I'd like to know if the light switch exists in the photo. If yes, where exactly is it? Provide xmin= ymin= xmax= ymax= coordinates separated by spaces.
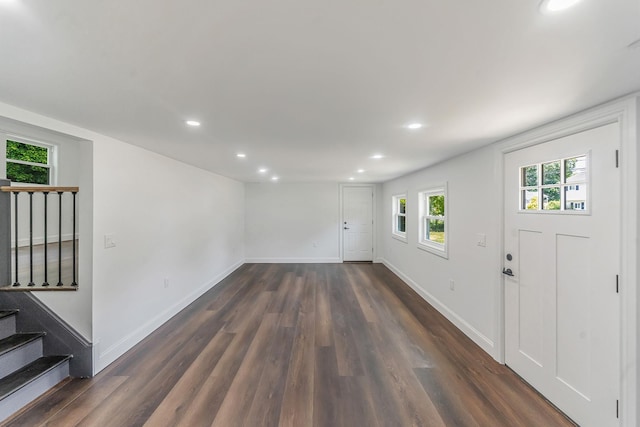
xmin=476 ymin=233 xmax=486 ymax=247
xmin=104 ymin=234 xmax=116 ymax=249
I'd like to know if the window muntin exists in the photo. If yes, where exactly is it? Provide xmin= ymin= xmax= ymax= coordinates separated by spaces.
xmin=418 ymin=185 xmax=447 ymax=258
xmin=6 ymin=139 xmax=52 ymax=185
xmin=392 ymin=194 xmax=407 ymax=242
xmin=519 ymin=155 xmax=587 ymax=213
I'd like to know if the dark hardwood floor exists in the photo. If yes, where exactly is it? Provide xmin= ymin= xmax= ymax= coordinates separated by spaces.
xmin=2 ymin=263 xmax=576 ymax=426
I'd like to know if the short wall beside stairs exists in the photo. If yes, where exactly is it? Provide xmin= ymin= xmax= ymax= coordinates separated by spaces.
xmin=0 ymin=292 xmax=92 ymax=378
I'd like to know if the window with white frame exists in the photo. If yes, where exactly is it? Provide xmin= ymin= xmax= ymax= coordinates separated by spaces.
xmin=418 ymin=185 xmax=448 ymax=258
xmin=520 ymin=154 xmax=588 ymax=213
xmin=392 ymin=194 xmax=407 ymax=241
xmin=5 ymin=138 xmax=53 ymax=185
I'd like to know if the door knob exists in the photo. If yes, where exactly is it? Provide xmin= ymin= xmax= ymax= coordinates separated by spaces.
xmin=502 ymin=268 xmax=514 ymax=277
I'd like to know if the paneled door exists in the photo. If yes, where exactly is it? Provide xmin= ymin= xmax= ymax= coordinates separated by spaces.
xmin=342 ymin=186 xmax=373 ymax=261
xmin=503 ymin=123 xmax=620 ymax=426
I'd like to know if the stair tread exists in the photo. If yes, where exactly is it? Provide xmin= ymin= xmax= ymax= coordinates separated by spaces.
xmin=0 ymin=310 xmax=18 ymax=320
xmin=0 ymin=333 xmax=44 ymax=357
xmin=0 ymin=355 xmax=71 ymax=401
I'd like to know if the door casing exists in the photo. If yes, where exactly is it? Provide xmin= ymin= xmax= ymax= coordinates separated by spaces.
xmin=495 ymin=96 xmax=638 ymax=426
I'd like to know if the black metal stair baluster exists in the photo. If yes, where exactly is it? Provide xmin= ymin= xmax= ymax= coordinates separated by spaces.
xmin=28 ymin=192 xmax=35 ymax=287
xmin=57 ymin=191 xmax=63 ymax=286
xmin=12 ymin=192 xmax=20 ymax=287
xmin=71 ymin=191 xmax=77 ymax=287
xmin=42 ymin=191 xmax=50 ymax=287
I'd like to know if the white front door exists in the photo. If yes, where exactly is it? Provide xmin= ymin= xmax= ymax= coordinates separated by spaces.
xmin=342 ymin=186 xmax=373 ymax=261
xmin=504 ymin=123 xmax=620 ymax=426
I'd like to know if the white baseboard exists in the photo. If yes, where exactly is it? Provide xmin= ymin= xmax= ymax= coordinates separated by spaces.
xmin=380 ymin=258 xmax=495 ymax=356
xmin=94 ymin=260 xmax=244 ymax=374
xmin=245 ymin=257 xmax=342 ymax=264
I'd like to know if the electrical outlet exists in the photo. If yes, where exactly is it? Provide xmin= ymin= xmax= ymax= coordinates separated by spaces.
xmin=449 ymin=279 xmax=455 ymax=290
xmin=476 ymin=233 xmax=487 ymax=247
xmin=104 ymin=234 xmax=116 ymax=249
xmin=164 ymin=278 xmax=169 ymax=289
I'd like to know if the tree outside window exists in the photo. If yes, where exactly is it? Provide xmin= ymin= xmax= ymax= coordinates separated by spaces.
xmin=392 ymin=194 xmax=407 ymax=242
xmin=6 ymin=140 xmax=51 ymax=185
xmin=426 ymin=194 xmax=445 ymax=244
xmin=418 ymin=185 xmax=448 ymax=258
xmin=520 ymin=156 xmax=586 ymax=213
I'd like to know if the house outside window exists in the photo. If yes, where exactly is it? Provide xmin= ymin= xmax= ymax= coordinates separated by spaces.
xmin=5 ymin=138 xmax=53 ymax=185
xmin=392 ymin=194 xmax=407 ymax=242
xmin=418 ymin=184 xmax=448 ymax=258
xmin=520 ymin=155 xmax=587 ymax=213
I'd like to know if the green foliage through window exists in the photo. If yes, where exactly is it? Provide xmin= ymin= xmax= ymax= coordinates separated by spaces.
xmin=420 ymin=188 xmax=447 ymax=254
xmin=393 ymin=196 xmax=407 ymax=236
xmin=523 ymin=165 xmax=538 ymax=187
xmin=429 ymin=195 xmax=444 ymax=216
xmin=542 ymin=161 xmax=561 ymax=185
xmin=520 ymin=155 xmax=587 ymax=212
xmin=427 ymin=219 xmax=445 ymax=243
xmin=7 ymin=140 xmax=48 ymax=164
xmin=6 ymin=140 xmax=50 ymax=185
xmin=397 ymin=216 xmax=406 ymax=233
xmin=564 ymin=158 xmax=578 ymax=180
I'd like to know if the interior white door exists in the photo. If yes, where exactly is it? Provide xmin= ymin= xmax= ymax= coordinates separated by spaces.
xmin=342 ymin=186 xmax=373 ymax=261
xmin=504 ymin=123 xmax=620 ymax=427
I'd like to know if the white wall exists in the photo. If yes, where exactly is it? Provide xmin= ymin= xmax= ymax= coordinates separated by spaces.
xmin=380 ymin=146 xmax=501 ymax=356
xmin=381 ymin=95 xmax=640 ymax=425
xmin=92 ymin=139 xmax=245 ymax=372
xmin=245 ymin=182 xmax=340 ymax=262
xmin=0 ymin=101 xmax=246 ymax=375
xmin=635 ymin=96 xmax=640 ymax=422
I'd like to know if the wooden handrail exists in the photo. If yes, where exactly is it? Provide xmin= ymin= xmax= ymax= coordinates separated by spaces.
xmin=1 ymin=186 xmax=79 ymax=193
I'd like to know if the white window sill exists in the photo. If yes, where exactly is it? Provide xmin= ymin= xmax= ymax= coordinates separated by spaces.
xmin=417 ymin=242 xmax=448 ymax=259
xmin=391 ymin=233 xmax=407 ymax=243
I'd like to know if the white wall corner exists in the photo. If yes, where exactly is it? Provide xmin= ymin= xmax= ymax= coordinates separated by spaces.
xmin=93 ymin=260 xmax=244 ymax=374
xmin=380 ymin=258 xmax=496 ymax=358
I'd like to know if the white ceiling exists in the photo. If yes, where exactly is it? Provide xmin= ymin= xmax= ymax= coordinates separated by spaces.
xmin=1 ymin=0 xmax=639 ymax=183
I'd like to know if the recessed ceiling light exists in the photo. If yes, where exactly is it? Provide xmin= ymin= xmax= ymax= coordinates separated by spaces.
xmin=540 ymin=0 xmax=582 ymax=13
xmin=371 ymin=154 xmax=384 ymax=159
xmin=236 ymin=153 xmax=246 ymax=158
xmin=186 ymin=120 xmax=200 ymax=127
xmin=357 ymin=169 xmax=365 ymax=173
xmin=349 ymin=177 xmax=355 ymax=181
xmin=271 ymin=176 xmax=279 ymax=181
xmin=258 ymin=168 xmax=268 ymax=173
xmin=407 ymin=123 xmax=423 ymax=130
